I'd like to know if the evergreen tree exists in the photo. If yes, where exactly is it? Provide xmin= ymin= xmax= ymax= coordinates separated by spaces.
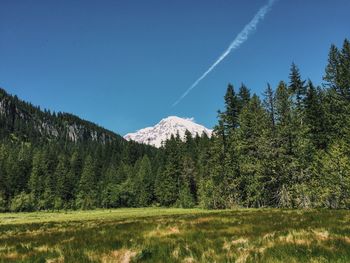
xmin=339 ymin=39 xmax=350 ymax=100
xmin=222 ymin=84 xmax=239 ymax=132
xmin=237 ymin=83 xmax=251 ymax=113
xmin=28 ymin=150 xmax=45 ymax=208
xmin=136 ymin=155 xmax=153 ymax=207
xmin=324 ymin=44 xmax=341 ymax=91
xmin=184 ymin=130 xmax=196 ymax=160
xmin=202 ymin=130 xmax=229 ymax=209
xmin=67 ymin=150 xmax=83 ymax=202
xmin=101 ymin=164 xmax=119 ymax=208
xmin=55 ymin=154 xmax=71 ymax=209
xmin=76 ymin=155 xmax=97 ymax=209
xmin=41 ymin=146 xmax=58 ymax=210
xmin=155 ymin=162 xmax=178 ymax=206
xmin=16 ymin=145 xmax=32 ymax=193
xmin=263 ymin=83 xmax=276 ymax=130
xmin=155 ymin=135 xmax=182 ymax=206
xmin=275 ymin=81 xmax=294 ymax=155
xmin=177 ymin=157 xmax=196 ymax=208
xmin=289 ymin=63 xmax=306 ymax=110
xmin=323 ymin=41 xmax=350 ymax=141
xmin=0 ymin=144 xmax=9 ymax=204
xmin=237 ymin=95 xmax=268 ymax=207
xmin=325 ymin=39 xmax=350 ymax=100
xmin=274 ymin=81 xmax=295 ymax=207
xmin=304 ymin=80 xmax=327 ymax=149
xmin=311 ymin=141 xmax=350 ymax=209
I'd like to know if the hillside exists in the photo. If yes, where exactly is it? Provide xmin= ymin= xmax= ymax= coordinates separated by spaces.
xmin=0 ymin=87 xmax=158 ymax=212
xmin=0 ymin=88 xmax=122 ymax=144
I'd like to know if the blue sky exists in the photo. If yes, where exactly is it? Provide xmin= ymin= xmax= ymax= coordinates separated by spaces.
xmin=1 ymin=0 xmax=349 ymax=135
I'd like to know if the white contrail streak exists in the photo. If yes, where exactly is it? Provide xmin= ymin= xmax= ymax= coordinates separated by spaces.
xmin=172 ymin=0 xmax=277 ymax=107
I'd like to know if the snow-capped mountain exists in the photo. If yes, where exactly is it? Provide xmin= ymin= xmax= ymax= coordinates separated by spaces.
xmin=124 ymin=116 xmax=213 ymax=148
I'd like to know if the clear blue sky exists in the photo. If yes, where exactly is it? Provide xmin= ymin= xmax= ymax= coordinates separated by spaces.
xmin=1 ymin=0 xmax=349 ymax=135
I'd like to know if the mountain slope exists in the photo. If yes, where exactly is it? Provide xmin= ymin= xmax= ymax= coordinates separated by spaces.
xmin=0 ymin=87 xmax=159 ymax=212
xmin=124 ymin=116 xmax=212 ymax=147
xmin=0 ymin=88 xmax=122 ymax=143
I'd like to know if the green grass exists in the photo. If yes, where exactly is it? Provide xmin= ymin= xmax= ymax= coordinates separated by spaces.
xmin=0 ymin=208 xmax=350 ymax=262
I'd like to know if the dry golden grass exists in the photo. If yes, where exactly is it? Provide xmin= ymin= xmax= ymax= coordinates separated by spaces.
xmin=100 ymin=249 xmax=138 ymax=263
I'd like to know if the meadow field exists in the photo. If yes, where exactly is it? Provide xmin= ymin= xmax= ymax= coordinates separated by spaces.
xmin=0 ymin=208 xmax=350 ymax=262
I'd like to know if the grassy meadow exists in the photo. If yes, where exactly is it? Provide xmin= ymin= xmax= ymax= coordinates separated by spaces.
xmin=0 ymin=208 xmax=350 ymax=262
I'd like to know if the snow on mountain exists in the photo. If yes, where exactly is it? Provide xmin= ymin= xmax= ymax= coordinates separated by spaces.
xmin=124 ymin=116 xmax=212 ymax=148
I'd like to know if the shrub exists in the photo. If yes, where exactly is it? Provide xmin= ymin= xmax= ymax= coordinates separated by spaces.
xmin=10 ymin=192 xmax=34 ymax=212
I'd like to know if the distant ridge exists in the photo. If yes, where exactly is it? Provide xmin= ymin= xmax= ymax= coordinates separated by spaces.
xmin=0 ymin=87 xmax=121 ymax=143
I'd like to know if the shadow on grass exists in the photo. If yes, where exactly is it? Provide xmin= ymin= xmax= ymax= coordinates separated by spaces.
xmin=0 ymin=209 xmax=349 ymax=262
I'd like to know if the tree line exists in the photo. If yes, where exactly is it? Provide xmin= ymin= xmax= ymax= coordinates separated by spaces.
xmin=0 ymin=39 xmax=350 ymax=211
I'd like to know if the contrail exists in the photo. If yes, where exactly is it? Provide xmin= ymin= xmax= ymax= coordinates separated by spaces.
xmin=172 ymin=0 xmax=277 ymax=107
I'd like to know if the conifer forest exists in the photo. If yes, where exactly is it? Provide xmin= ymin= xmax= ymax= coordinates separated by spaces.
xmin=1 ymin=39 xmax=350 ymax=212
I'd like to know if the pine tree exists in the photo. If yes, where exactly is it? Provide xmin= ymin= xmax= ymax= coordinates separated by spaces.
xmin=155 ymin=163 xmax=178 ymax=206
xmin=304 ymin=80 xmax=327 ymax=149
xmin=136 ymin=155 xmax=153 ymax=207
xmin=325 ymin=39 xmax=350 ymax=100
xmin=324 ymin=44 xmax=341 ymax=91
xmin=263 ymin=83 xmax=276 ymax=130
xmin=177 ymin=157 xmax=196 ymax=208
xmin=275 ymin=81 xmax=294 ymax=155
xmin=203 ymin=130 xmax=229 ymax=209
xmin=101 ymin=164 xmax=119 ymax=208
xmin=289 ymin=63 xmax=306 ymax=110
xmin=238 ymin=83 xmax=251 ymax=113
xmin=4 ymin=148 xmax=21 ymax=198
xmin=55 ymin=154 xmax=70 ymax=209
xmin=116 ymin=162 xmax=132 ymax=184
xmin=67 ymin=150 xmax=83 ymax=202
xmin=237 ymin=95 xmax=268 ymax=207
xmin=222 ymin=84 xmax=239 ymax=132
xmin=76 ymin=155 xmax=97 ymax=209
xmin=16 ymin=145 xmax=32 ymax=193
xmin=311 ymin=141 xmax=350 ymax=209
xmin=42 ymin=170 xmax=56 ymax=210
xmin=155 ymin=135 xmax=182 ymax=206
xmin=339 ymin=39 xmax=350 ymax=100
xmin=274 ymin=81 xmax=295 ymax=207
xmin=323 ymin=40 xmax=350 ymax=145
xmin=40 ymin=146 xmax=58 ymax=210
xmin=184 ymin=130 xmax=196 ymax=160
xmin=28 ymin=150 xmax=45 ymax=208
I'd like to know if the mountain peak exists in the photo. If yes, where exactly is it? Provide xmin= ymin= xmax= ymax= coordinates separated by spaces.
xmin=124 ymin=116 xmax=212 ymax=148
